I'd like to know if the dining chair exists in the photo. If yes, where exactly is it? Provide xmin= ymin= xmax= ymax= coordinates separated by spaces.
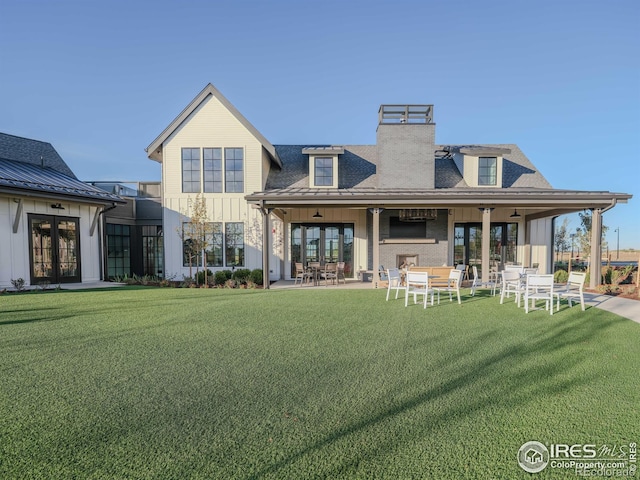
xmin=321 ymin=263 xmax=338 ymax=286
xmin=500 ymin=270 xmax=524 ymax=307
xmin=434 ymin=268 xmax=463 ymax=304
xmin=555 ymin=271 xmax=586 ymax=311
xmin=293 ymin=262 xmax=311 ymax=286
xmin=386 ymin=268 xmax=406 ymax=301
xmin=524 ymin=274 xmax=554 ymax=315
xmin=404 ymin=271 xmax=433 ymax=308
xmin=336 ymin=262 xmax=346 ymax=285
xmin=470 ymin=265 xmax=498 ymax=296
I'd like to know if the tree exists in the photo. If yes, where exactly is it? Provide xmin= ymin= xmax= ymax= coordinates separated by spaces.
xmin=554 ymin=217 xmax=571 ymax=262
xmin=575 ymin=211 xmax=608 ymax=262
xmin=177 ymin=195 xmax=213 ymax=285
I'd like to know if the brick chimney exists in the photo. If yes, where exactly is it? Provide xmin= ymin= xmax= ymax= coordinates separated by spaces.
xmin=376 ymin=105 xmax=435 ymax=189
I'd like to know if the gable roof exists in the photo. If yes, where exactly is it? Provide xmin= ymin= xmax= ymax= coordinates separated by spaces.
xmin=0 ymin=132 xmax=76 ymax=178
xmin=146 ymin=83 xmax=282 ymax=168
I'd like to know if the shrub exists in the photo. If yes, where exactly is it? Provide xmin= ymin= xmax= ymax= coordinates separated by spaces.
xmin=214 ymin=270 xmax=232 ymax=286
xmin=10 ymin=278 xmax=26 ymax=292
xmin=232 ymin=269 xmax=252 ymax=285
xmin=196 ymin=269 xmax=213 ymax=286
xmin=554 ymin=269 xmax=568 ymax=284
xmin=249 ymin=269 xmax=263 ymax=286
xmin=224 ymin=279 xmax=237 ymax=289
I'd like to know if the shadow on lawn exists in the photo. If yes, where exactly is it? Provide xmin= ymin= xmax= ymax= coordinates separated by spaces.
xmin=251 ymin=308 xmax=619 ymax=479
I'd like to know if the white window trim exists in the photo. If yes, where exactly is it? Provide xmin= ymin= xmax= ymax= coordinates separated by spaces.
xmin=309 ymin=155 xmax=339 ymax=188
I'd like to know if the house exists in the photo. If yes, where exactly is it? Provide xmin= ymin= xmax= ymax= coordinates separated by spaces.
xmin=146 ymin=84 xmax=632 ymax=289
xmin=0 ymin=133 xmax=124 ymax=288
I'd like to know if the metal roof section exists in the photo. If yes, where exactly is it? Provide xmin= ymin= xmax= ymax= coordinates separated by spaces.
xmin=146 ymin=83 xmax=282 ymax=168
xmin=0 ymin=132 xmax=77 ymax=178
xmin=0 ymin=158 xmax=124 ymax=204
xmin=245 ymin=186 xmax=631 ymax=209
xmin=302 ymin=146 xmax=345 ymax=155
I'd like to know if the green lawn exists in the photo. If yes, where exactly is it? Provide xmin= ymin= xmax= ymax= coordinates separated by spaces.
xmin=1 ymin=287 xmax=638 ymax=479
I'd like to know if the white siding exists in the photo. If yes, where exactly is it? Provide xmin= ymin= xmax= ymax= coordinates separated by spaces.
xmin=0 ymin=196 xmax=103 ymax=288
xmin=528 ymin=218 xmax=554 ymax=273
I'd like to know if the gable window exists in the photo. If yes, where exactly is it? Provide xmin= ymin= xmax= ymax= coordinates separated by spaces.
xmin=314 ymin=157 xmax=333 ymax=186
xmin=182 ymin=148 xmax=201 ymax=193
xmin=203 ymin=148 xmax=223 ymax=193
xmin=478 ymin=157 xmax=497 ymax=186
xmin=225 ymin=148 xmax=244 ymax=193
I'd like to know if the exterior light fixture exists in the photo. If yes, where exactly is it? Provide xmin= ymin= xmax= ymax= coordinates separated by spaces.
xmin=51 ymin=203 xmax=65 ymax=210
xmin=510 ymin=209 xmax=521 ymax=218
xmin=313 ymin=210 xmax=323 ymax=218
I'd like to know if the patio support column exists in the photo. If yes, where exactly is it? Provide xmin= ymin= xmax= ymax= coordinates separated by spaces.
xmin=372 ymin=208 xmax=381 ymax=288
xmin=261 ymin=207 xmax=273 ymax=289
xmin=589 ymin=208 xmax=602 ymax=289
xmin=482 ymin=208 xmax=492 ymax=284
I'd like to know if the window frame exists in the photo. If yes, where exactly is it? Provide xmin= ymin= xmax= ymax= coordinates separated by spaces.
xmin=224 ymin=148 xmax=244 ymax=193
xmin=225 ymin=222 xmax=245 ymax=267
xmin=181 ymin=148 xmax=201 ymax=193
xmin=203 ymin=148 xmax=223 ymax=193
xmin=478 ymin=156 xmax=498 ymax=186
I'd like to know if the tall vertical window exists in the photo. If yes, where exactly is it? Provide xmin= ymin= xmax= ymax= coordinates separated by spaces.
xmin=106 ymin=224 xmax=131 ymax=279
xmin=478 ymin=157 xmax=497 ymax=186
xmin=203 ymin=148 xmax=222 ymax=193
xmin=205 ymin=222 xmax=224 ymax=267
xmin=225 ymin=222 xmax=244 ymax=267
xmin=182 ymin=148 xmax=201 ymax=193
xmin=314 ymin=157 xmax=333 ymax=186
xmin=225 ymin=148 xmax=244 ymax=193
xmin=141 ymin=225 xmax=163 ymax=277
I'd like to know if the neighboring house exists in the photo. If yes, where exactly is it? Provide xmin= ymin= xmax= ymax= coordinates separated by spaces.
xmin=0 ymin=133 xmax=123 ymax=288
xmin=147 ymin=84 xmax=632 ymax=288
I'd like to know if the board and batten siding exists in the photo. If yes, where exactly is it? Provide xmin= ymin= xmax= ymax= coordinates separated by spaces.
xmin=159 ymin=93 xmax=277 ymax=278
xmin=0 ymin=196 xmax=102 ymax=287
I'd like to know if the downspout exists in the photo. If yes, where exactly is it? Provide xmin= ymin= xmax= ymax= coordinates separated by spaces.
xmin=98 ymin=203 xmax=118 ymax=281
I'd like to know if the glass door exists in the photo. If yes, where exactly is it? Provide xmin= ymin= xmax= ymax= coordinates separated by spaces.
xmin=29 ymin=215 xmax=81 ymax=284
xmin=291 ymin=224 xmax=354 ymax=278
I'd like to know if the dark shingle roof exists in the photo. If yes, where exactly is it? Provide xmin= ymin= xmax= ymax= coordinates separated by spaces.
xmin=266 ymin=143 xmax=551 ymax=191
xmin=0 ymin=132 xmax=76 ymax=178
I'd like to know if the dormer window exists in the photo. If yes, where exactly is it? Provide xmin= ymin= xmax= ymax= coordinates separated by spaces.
xmin=478 ymin=157 xmax=497 ymax=186
xmin=302 ymin=146 xmax=344 ymax=188
xmin=451 ymin=146 xmax=511 ymax=188
xmin=314 ymin=157 xmax=334 ymax=186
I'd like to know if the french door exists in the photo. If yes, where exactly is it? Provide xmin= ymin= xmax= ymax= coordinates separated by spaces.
xmin=291 ymin=223 xmax=354 ymax=278
xmin=454 ymin=223 xmax=518 ymax=275
xmin=29 ymin=214 xmax=81 ymax=284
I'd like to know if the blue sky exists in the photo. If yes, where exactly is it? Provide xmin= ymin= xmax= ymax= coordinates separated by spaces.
xmin=1 ymin=0 xmax=638 ymax=249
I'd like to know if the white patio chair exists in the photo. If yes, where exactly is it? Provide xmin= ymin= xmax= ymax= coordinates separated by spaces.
xmin=293 ymin=262 xmax=311 ymax=286
xmin=500 ymin=270 xmax=524 ymax=307
xmin=385 ymin=268 xmax=406 ymax=301
xmin=555 ymin=271 xmax=586 ymax=311
xmin=524 ymin=267 xmax=539 ymax=276
xmin=404 ymin=271 xmax=434 ymax=308
xmin=455 ymin=264 xmax=468 ymax=281
xmin=470 ymin=265 xmax=498 ymax=296
xmin=504 ymin=264 xmax=525 ymax=275
xmin=434 ymin=268 xmax=463 ymax=304
xmin=524 ymin=274 xmax=554 ymax=315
